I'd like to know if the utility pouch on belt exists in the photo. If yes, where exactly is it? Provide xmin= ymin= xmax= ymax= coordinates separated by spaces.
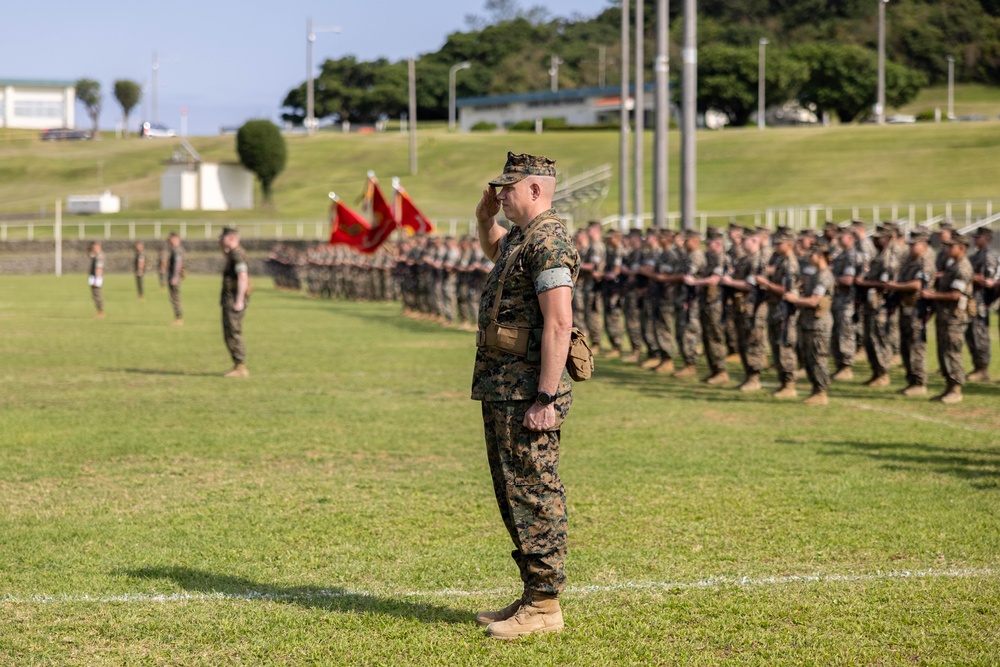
xmin=476 ymin=222 xmax=593 ymax=382
xmin=816 ymin=295 xmax=832 ymax=317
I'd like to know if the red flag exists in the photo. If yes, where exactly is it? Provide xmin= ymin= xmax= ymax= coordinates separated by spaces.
xmin=396 ymin=184 xmax=436 ymax=234
xmin=329 ymin=198 xmax=371 ymax=248
xmin=356 ymin=177 xmax=399 ymax=254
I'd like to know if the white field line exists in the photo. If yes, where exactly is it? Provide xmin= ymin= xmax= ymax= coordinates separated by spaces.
xmin=850 ymin=402 xmax=989 ymax=433
xmin=2 ymin=568 xmax=997 ymax=606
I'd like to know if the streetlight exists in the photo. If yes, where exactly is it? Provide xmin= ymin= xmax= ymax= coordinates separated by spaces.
xmin=448 ymin=61 xmax=471 ymax=132
xmin=306 ymin=17 xmax=341 ymax=135
xmin=876 ymin=0 xmax=889 ymax=125
xmin=549 ymin=55 xmax=564 ymax=92
xmin=758 ymin=38 xmax=769 ymax=130
xmin=947 ymin=55 xmax=956 ymax=120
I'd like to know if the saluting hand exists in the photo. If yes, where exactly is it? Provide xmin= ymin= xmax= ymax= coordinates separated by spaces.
xmin=476 ymin=186 xmax=500 ymax=223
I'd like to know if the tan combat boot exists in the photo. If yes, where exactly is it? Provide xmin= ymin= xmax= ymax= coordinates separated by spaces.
xmin=802 ymin=390 xmax=828 ymax=406
xmin=640 ymin=356 xmax=661 ymax=369
xmin=794 ymin=368 xmax=807 ymax=380
xmin=725 ymin=352 xmax=741 ymax=363
xmin=93 ymin=311 xmax=106 ymax=319
xmin=475 ymin=594 xmax=524 ymax=627
xmin=673 ymin=364 xmax=698 ymax=379
xmin=900 ymin=384 xmax=927 ymax=397
xmin=171 ymin=318 xmax=184 ymax=327
xmin=938 ymin=385 xmax=963 ymax=404
xmin=737 ymin=374 xmax=761 ymax=392
xmin=486 ymin=596 xmax=564 ymax=639
xmin=621 ymin=351 xmax=640 ymax=363
xmin=704 ymin=371 xmax=730 ymax=385
xmin=966 ymin=368 xmax=990 ymax=383
xmin=772 ymin=383 xmax=798 ymax=398
xmin=831 ymin=367 xmax=853 ymax=382
xmin=223 ymin=364 xmax=250 ymax=378
xmin=654 ymin=359 xmax=675 ymax=374
xmin=604 ymin=348 xmax=621 ymax=360
xmin=864 ymin=374 xmax=890 ymax=388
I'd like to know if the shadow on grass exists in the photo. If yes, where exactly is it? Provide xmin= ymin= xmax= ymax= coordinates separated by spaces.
xmin=819 ymin=440 xmax=1000 ymax=489
xmin=119 ymin=566 xmax=469 ymax=624
xmin=103 ymin=367 xmax=226 ymax=378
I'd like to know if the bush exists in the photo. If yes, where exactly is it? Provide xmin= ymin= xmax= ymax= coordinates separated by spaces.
xmin=915 ymin=109 xmax=937 ymax=122
xmin=470 ymin=121 xmax=498 ymax=131
xmin=509 ymin=117 xmax=570 ymax=131
xmin=236 ymin=120 xmax=287 ymax=204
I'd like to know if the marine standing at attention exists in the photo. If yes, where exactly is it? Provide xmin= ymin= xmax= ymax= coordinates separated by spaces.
xmin=88 ymin=241 xmax=105 ymax=318
xmin=219 ymin=227 xmax=251 ymax=378
xmin=167 ymin=232 xmax=185 ymax=326
xmin=133 ymin=242 xmax=146 ymax=300
xmin=472 ymin=152 xmax=579 ymax=639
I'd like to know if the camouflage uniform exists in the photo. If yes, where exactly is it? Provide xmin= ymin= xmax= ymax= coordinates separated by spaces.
xmin=167 ymin=242 xmax=185 ymax=319
xmin=622 ymin=244 xmax=646 ymax=355
xmin=897 ymin=248 xmax=935 ymax=388
xmin=675 ymin=246 xmax=706 ymax=367
xmin=221 ymin=244 xmax=250 ymax=365
xmin=601 ymin=240 xmax=625 ymax=352
xmin=731 ymin=251 xmax=768 ymax=378
xmin=966 ymin=243 xmax=999 ymax=374
xmin=89 ymin=250 xmax=105 ymax=313
xmin=441 ymin=240 xmax=462 ymax=324
xmin=799 ymin=265 xmax=834 ymax=393
xmin=472 ymin=210 xmax=580 ymax=597
xmin=767 ymin=252 xmax=801 ymax=386
xmin=580 ymin=238 xmax=606 ymax=349
xmin=861 ymin=244 xmax=900 ymax=379
xmin=830 ymin=245 xmax=863 ymax=371
xmin=724 ymin=234 xmax=746 ymax=355
xmin=934 ymin=253 xmax=974 ymax=390
xmin=134 ymin=246 xmax=145 ymax=298
xmin=699 ymin=244 xmax=729 ymax=375
xmin=639 ymin=241 xmax=664 ymax=361
xmin=651 ymin=243 xmax=680 ymax=362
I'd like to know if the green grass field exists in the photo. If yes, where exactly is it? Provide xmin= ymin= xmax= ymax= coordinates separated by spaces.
xmin=1 ymin=275 xmax=999 ymax=665
xmin=2 ymin=84 xmax=1000 ymax=228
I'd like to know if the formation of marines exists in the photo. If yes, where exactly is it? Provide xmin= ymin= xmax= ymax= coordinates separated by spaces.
xmin=572 ymin=221 xmax=998 ymax=405
xmin=271 ymin=235 xmax=495 ymax=329
xmin=261 ymin=220 xmax=998 ymax=405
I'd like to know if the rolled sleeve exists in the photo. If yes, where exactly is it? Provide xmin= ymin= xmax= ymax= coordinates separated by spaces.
xmin=535 ymin=267 xmax=573 ymax=294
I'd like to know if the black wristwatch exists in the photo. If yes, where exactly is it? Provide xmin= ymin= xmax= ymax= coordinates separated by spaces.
xmin=535 ymin=391 xmax=555 ymax=406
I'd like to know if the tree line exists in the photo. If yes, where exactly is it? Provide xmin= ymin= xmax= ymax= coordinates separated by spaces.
xmin=74 ymin=79 xmax=143 ymax=138
xmin=282 ymin=0 xmax=1000 ymax=128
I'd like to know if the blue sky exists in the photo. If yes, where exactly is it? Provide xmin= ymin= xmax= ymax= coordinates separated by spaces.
xmin=3 ymin=0 xmax=612 ymax=135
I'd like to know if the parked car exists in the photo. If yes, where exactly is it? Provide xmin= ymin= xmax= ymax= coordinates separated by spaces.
xmin=141 ymin=122 xmax=176 ymax=138
xmin=41 ymin=128 xmax=91 ymax=141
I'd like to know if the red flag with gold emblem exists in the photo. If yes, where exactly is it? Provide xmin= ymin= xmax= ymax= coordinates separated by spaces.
xmin=395 ymin=182 xmax=436 ymax=234
xmin=356 ymin=177 xmax=399 ymax=254
xmin=329 ymin=197 xmax=371 ymax=248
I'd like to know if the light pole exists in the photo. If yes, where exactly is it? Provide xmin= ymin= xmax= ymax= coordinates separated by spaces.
xmin=876 ymin=0 xmax=889 ymax=125
xmin=151 ymin=51 xmax=159 ymax=124
xmin=758 ymin=38 xmax=769 ymax=130
xmin=634 ymin=0 xmax=644 ymax=227
xmin=653 ymin=0 xmax=669 ymax=229
xmin=619 ymin=0 xmax=630 ymax=230
xmin=449 ymin=61 xmax=471 ymax=132
xmin=306 ymin=17 xmax=341 ymax=135
xmin=681 ymin=0 xmax=696 ymax=230
xmin=549 ymin=55 xmax=564 ymax=92
xmin=947 ymin=55 xmax=955 ymax=120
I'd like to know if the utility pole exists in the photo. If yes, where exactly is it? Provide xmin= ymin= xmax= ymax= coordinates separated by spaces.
xmin=449 ymin=61 xmax=471 ymax=132
xmin=408 ymin=57 xmax=417 ymax=175
xmin=947 ymin=55 xmax=955 ymax=120
xmin=654 ymin=0 xmax=670 ymax=229
xmin=151 ymin=51 xmax=159 ymax=124
xmin=549 ymin=55 xmax=564 ymax=93
xmin=306 ymin=17 xmax=341 ymax=135
xmin=599 ymin=45 xmax=607 ymax=88
xmin=634 ymin=0 xmax=645 ymax=228
xmin=758 ymin=38 xmax=768 ymax=130
xmin=876 ymin=0 xmax=889 ymax=125
xmin=619 ymin=0 xmax=630 ymax=230
xmin=681 ymin=0 xmax=696 ymax=230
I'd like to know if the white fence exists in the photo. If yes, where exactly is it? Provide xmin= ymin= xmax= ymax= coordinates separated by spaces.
xmin=2 ymin=197 xmax=998 ymax=243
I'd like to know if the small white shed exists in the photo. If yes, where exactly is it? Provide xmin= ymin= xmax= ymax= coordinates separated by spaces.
xmin=160 ymin=142 xmax=254 ymax=211
xmin=66 ymin=191 xmax=121 ymax=214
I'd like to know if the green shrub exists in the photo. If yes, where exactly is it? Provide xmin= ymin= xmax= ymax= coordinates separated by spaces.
xmin=470 ymin=121 xmax=498 ymax=131
xmin=915 ymin=109 xmax=937 ymax=122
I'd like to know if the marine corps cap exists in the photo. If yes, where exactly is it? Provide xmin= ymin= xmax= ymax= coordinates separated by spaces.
xmin=811 ymin=240 xmax=832 ymax=255
xmin=682 ymin=229 xmax=702 ymax=241
xmin=939 ymin=220 xmax=956 ymax=232
xmin=942 ymin=232 xmax=969 ymax=246
xmin=489 ymin=152 xmax=557 ymax=186
xmin=974 ymin=227 xmax=993 ymax=238
xmin=219 ymin=227 xmax=240 ymax=238
xmin=907 ymin=229 xmax=931 ymax=244
xmin=705 ymin=226 xmax=724 ymax=240
xmin=798 ymin=228 xmax=817 ymax=238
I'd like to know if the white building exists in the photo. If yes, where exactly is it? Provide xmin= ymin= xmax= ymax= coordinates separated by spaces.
xmin=0 ymin=78 xmax=76 ymax=130
xmin=457 ymin=85 xmax=657 ymax=132
xmin=161 ymin=142 xmax=254 ymax=211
